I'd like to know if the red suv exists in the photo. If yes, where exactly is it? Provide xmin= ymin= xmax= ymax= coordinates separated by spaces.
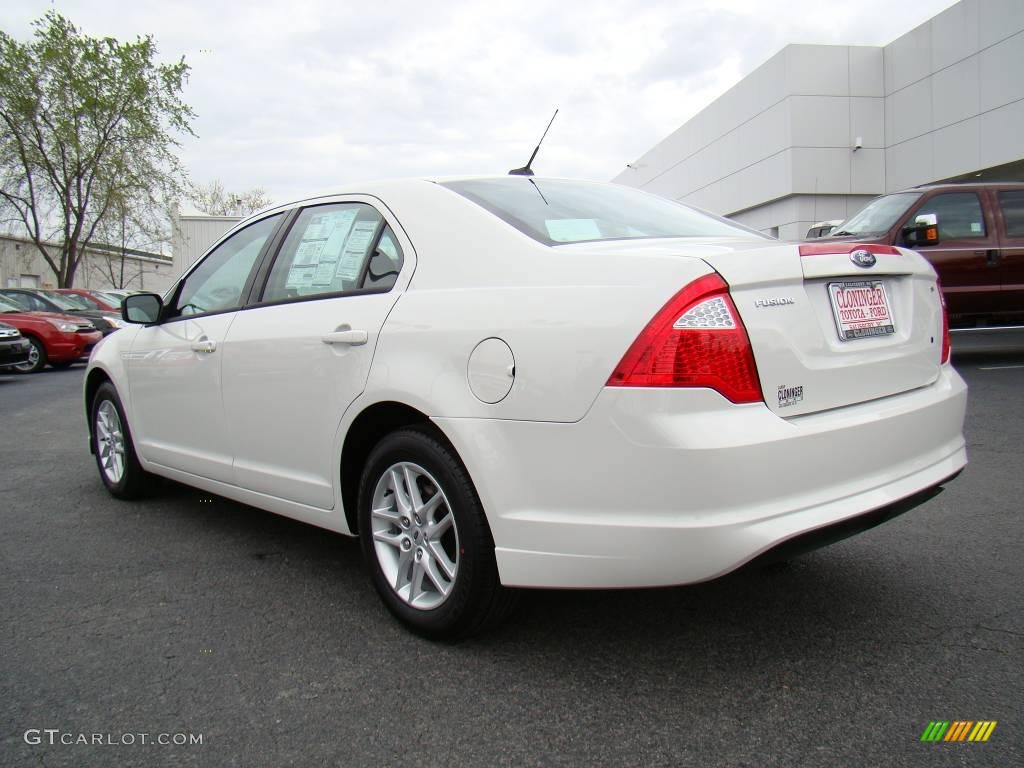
xmin=0 ymin=295 xmax=103 ymax=373
xmin=814 ymin=182 xmax=1024 ymax=328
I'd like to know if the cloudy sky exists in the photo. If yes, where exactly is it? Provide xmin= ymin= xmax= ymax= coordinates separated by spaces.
xmin=3 ymin=0 xmax=956 ymax=205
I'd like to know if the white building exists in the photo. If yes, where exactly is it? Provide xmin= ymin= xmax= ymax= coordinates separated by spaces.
xmin=0 ymin=234 xmax=174 ymax=294
xmin=615 ymin=0 xmax=1024 ymax=240
xmin=171 ymin=213 xmax=241 ymax=279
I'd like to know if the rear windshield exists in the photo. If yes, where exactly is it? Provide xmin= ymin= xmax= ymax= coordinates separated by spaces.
xmin=441 ymin=178 xmax=767 ymax=245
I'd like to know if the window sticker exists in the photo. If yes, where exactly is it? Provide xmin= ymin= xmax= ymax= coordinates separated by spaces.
xmin=285 ymin=209 xmax=358 ymax=290
xmin=545 ymin=218 xmax=602 ymax=242
xmin=335 ymin=220 xmax=379 ymax=282
xmin=970 ymin=222 xmax=981 ymax=233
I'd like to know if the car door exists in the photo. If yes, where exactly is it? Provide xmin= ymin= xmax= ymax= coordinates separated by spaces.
xmin=994 ymin=188 xmax=1024 ymax=323
xmin=126 ymin=213 xmax=284 ymax=482
xmin=900 ymin=190 xmax=999 ymax=321
xmin=221 ymin=200 xmax=413 ymax=510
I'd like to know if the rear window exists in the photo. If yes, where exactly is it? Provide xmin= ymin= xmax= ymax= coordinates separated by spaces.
xmin=440 ymin=178 xmax=766 ymax=245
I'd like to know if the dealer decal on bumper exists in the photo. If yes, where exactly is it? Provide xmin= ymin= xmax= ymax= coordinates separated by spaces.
xmin=777 ymin=384 xmax=804 ymax=408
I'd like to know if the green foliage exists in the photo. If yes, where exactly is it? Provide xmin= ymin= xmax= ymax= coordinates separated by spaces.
xmin=0 ymin=11 xmax=194 ymax=286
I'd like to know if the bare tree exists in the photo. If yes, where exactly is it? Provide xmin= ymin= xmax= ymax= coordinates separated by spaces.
xmin=191 ymin=179 xmax=272 ymax=217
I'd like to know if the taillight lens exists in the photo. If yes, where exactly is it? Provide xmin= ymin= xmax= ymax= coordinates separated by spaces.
xmin=607 ymin=273 xmax=763 ymax=403
xmin=939 ymin=286 xmax=951 ymax=364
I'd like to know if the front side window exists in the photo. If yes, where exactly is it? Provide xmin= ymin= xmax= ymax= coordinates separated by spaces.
xmin=998 ymin=190 xmax=1024 ymax=238
xmin=261 ymin=203 xmax=403 ymax=303
xmin=172 ymin=214 xmax=282 ymax=318
xmin=441 ymin=178 xmax=765 ymax=245
xmin=914 ymin=193 xmax=986 ymax=239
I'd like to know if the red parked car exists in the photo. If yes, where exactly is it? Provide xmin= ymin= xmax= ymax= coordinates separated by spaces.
xmin=55 ymin=288 xmax=120 ymax=312
xmin=0 ymin=295 xmax=102 ymax=373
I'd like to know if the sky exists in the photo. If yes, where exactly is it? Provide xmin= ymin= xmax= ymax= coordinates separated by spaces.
xmin=2 ymin=0 xmax=958 ymax=207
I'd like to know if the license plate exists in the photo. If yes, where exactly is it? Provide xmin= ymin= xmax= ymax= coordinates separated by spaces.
xmin=827 ymin=280 xmax=895 ymax=341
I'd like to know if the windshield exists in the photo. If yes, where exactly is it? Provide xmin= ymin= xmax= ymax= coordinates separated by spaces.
xmin=37 ymin=290 xmax=81 ymax=310
xmin=441 ymin=178 xmax=767 ymax=245
xmin=833 ymin=193 xmax=921 ymax=236
xmin=94 ymin=291 xmax=123 ymax=306
xmin=0 ymin=296 xmax=25 ymax=312
xmin=58 ymin=292 xmax=98 ymax=309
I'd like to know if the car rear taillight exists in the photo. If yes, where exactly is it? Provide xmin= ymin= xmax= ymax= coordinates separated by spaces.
xmin=607 ymin=273 xmax=763 ymax=403
xmin=939 ymin=286 xmax=951 ymax=364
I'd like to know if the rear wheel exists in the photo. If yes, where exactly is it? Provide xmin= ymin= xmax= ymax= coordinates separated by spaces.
xmin=14 ymin=337 xmax=46 ymax=373
xmin=90 ymin=382 xmax=156 ymax=499
xmin=358 ymin=427 xmax=515 ymax=640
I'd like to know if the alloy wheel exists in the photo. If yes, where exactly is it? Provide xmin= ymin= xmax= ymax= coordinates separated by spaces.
xmin=370 ymin=462 xmax=460 ymax=610
xmin=95 ymin=400 xmax=126 ymax=484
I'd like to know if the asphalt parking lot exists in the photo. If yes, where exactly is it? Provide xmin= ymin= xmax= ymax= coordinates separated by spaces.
xmin=1 ymin=342 xmax=1021 ymax=768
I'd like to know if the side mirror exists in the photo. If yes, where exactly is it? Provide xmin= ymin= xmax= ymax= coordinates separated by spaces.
xmin=122 ymin=293 xmax=163 ymax=324
xmin=902 ymin=213 xmax=939 ymax=247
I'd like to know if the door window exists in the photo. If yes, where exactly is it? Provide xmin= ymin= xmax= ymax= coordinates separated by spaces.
xmin=997 ymin=191 xmax=1024 ymax=238
xmin=914 ymin=193 xmax=986 ymax=239
xmin=171 ymin=214 xmax=282 ymax=319
xmin=261 ymin=203 xmax=403 ymax=303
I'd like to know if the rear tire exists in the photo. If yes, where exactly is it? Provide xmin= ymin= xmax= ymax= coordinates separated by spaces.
xmin=90 ymin=382 xmax=157 ymax=499
xmin=14 ymin=337 xmax=46 ymax=373
xmin=358 ymin=426 xmax=516 ymax=640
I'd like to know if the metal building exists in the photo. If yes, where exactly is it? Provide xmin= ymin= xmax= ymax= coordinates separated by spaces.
xmin=615 ymin=0 xmax=1024 ymax=240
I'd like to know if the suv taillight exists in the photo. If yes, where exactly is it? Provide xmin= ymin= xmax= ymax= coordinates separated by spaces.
xmin=607 ymin=273 xmax=763 ymax=403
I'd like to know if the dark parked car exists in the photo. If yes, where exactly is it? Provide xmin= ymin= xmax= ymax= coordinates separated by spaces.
xmin=55 ymin=288 xmax=120 ymax=312
xmin=0 ymin=288 xmax=125 ymax=336
xmin=812 ymin=182 xmax=1024 ymax=328
xmin=0 ymin=296 xmax=101 ymax=373
xmin=0 ymin=321 xmax=32 ymax=371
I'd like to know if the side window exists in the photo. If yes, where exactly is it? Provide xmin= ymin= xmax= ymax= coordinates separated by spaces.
xmin=172 ymin=214 xmax=281 ymax=318
xmin=363 ymin=226 xmax=404 ymax=291
xmin=997 ymin=191 xmax=1024 ymax=238
xmin=262 ymin=203 xmax=403 ymax=303
xmin=914 ymin=193 xmax=986 ymax=239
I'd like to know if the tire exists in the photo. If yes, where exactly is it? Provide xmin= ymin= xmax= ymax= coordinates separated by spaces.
xmin=13 ymin=337 xmax=46 ymax=373
xmin=358 ymin=426 xmax=516 ymax=640
xmin=90 ymin=381 xmax=157 ymax=499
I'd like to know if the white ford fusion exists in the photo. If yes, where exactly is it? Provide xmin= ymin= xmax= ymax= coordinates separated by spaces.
xmin=85 ymin=177 xmax=967 ymax=638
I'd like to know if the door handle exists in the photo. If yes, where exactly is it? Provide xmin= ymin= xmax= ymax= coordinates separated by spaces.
xmin=190 ymin=338 xmax=217 ymax=353
xmin=322 ymin=329 xmax=368 ymax=346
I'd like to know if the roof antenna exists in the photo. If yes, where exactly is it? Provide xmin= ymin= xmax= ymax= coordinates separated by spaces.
xmin=509 ymin=108 xmax=558 ymax=177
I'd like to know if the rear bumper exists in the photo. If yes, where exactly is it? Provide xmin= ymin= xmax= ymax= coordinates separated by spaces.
xmin=435 ymin=366 xmax=967 ymax=589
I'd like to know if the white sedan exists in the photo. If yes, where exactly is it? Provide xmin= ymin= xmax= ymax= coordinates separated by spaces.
xmin=85 ymin=177 xmax=967 ymax=638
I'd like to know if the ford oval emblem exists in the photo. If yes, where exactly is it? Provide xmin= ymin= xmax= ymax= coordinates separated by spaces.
xmin=850 ymin=249 xmax=876 ymax=268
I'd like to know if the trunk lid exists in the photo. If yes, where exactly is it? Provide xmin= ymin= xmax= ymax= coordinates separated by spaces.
xmin=558 ymin=237 xmax=945 ymax=417
xmin=697 ymin=242 xmax=944 ymax=416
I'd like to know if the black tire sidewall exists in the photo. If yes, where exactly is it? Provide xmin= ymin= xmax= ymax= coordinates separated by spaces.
xmin=90 ymin=382 xmax=147 ymax=498
xmin=358 ymin=428 xmax=498 ymax=640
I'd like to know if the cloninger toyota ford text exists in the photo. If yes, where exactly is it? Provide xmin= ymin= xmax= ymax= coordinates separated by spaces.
xmin=84 ymin=177 xmax=967 ymax=639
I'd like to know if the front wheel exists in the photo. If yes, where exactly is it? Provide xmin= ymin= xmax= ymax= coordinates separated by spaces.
xmin=358 ymin=427 xmax=515 ymax=640
xmin=90 ymin=382 xmax=157 ymax=499
xmin=14 ymin=337 xmax=46 ymax=373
